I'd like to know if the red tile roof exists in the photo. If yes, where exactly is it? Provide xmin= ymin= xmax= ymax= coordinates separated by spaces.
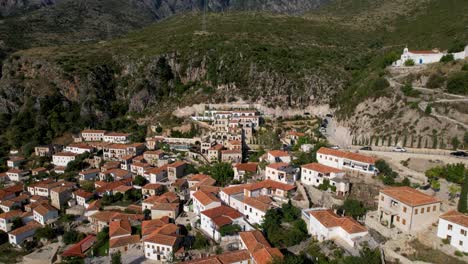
xmin=409 ymin=50 xmax=440 ymax=54
xmin=193 ymin=190 xmax=220 ymax=206
xmin=266 ymin=162 xmax=290 ymax=170
xmin=301 ymin=163 xmax=343 ymax=174
xmin=243 ymin=196 xmax=273 ymax=212
xmin=109 ymin=219 xmax=132 ymax=238
xmin=381 ymin=186 xmax=440 ymax=207
xmin=141 ymin=217 xmax=171 ymax=236
xmin=201 ymin=205 xmax=242 ymax=228
xmin=143 ymin=233 xmax=179 ymax=246
xmin=317 ymin=147 xmax=376 ymax=164
xmin=234 ymin=163 xmax=258 ymax=172
xmin=74 ymin=189 xmax=94 ymax=199
xmin=222 ymin=184 xmax=251 ymax=195
xmin=246 ymin=180 xmax=296 ymax=192
xmin=440 ymin=210 xmax=468 ymax=228
xmin=240 ymin=230 xmax=283 ymax=264
xmin=61 ymin=235 xmax=96 ymax=257
xmin=9 ymin=221 xmax=41 ymax=236
xmin=109 ymin=235 xmax=140 ymax=248
xmin=34 ymin=203 xmax=58 ymax=216
xmin=181 ymin=250 xmax=251 ymax=264
xmin=309 ymin=209 xmax=368 ymax=234
xmin=267 ymin=150 xmax=289 ymax=157
xmin=168 ymin=161 xmax=186 ymax=168
xmin=0 ymin=210 xmax=22 ymax=220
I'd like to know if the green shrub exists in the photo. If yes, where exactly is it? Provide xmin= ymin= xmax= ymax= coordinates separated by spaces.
xmin=439 ymin=54 xmax=454 ymax=63
xmin=401 ymin=83 xmax=420 ymax=97
xmin=404 ymin=59 xmax=415 ymax=66
xmin=446 ymin=72 xmax=468 ymax=95
xmin=426 ymin=74 xmax=446 ymax=88
xmin=454 ymin=251 xmax=463 ymax=257
xmin=462 ymin=64 xmax=468 ymax=71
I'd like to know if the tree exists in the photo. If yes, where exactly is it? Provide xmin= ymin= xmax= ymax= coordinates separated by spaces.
xmin=11 ymin=217 xmax=23 ymax=230
xmin=340 ymin=199 xmax=367 ymax=219
xmin=404 ymin=59 xmax=415 ymax=66
xmin=192 ymin=232 xmax=210 ymax=249
xmin=63 ymin=230 xmax=85 ymax=244
xmin=203 ymin=162 xmax=234 ymax=186
xmin=35 ymin=226 xmax=55 ymax=240
xmin=425 ymin=104 xmax=432 ymax=115
xmin=143 ymin=209 xmax=151 ymax=220
xmin=458 ymin=173 xmax=468 ymax=213
xmin=111 ymin=251 xmax=122 ymax=264
xmin=451 ymin=137 xmax=461 ymax=150
xmin=219 ymin=224 xmax=241 ymax=236
xmin=440 ymin=54 xmax=454 ymax=63
xmin=133 ymin=175 xmax=147 ymax=186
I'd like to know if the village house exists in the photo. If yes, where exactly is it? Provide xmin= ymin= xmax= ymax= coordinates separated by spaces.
xmin=239 ymin=230 xmax=283 ymax=264
xmin=8 ymin=221 xmax=42 ymax=247
xmin=7 ymin=156 xmax=25 ymax=168
xmin=393 ymin=46 xmax=468 ymax=67
xmin=64 ymin=143 xmax=94 ymax=154
xmin=200 ymin=205 xmax=244 ymax=241
xmin=221 ymin=150 xmax=243 ymax=163
xmin=31 ymin=167 xmax=48 ymax=176
xmin=5 ymin=169 xmax=29 ymax=182
xmin=33 ymin=203 xmax=59 ymax=225
xmin=52 ymin=152 xmax=78 ymax=167
xmin=265 ymin=162 xmax=298 ymax=185
xmin=301 ymin=163 xmax=350 ymax=196
xmin=284 ymin=131 xmax=305 ymax=146
xmin=103 ymin=132 xmax=131 ymax=144
xmin=233 ymin=162 xmax=258 ymax=181
xmin=81 ymin=129 xmax=107 ymax=142
xmin=378 ymin=186 xmax=441 ymax=233
xmin=0 ymin=210 xmax=23 ymax=232
xmin=88 ymin=211 xmax=143 ymax=233
xmin=143 ymin=222 xmax=183 ymax=262
xmin=180 ymin=250 xmax=251 ymax=264
xmin=61 ymin=235 xmax=96 ymax=258
xmin=142 ymin=183 xmax=164 ymax=197
xmin=224 ymin=140 xmax=242 ymax=151
xmin=146 ymin=166 xmax=169 ymax=184
xmin=303 ymin=208 xmax=369 ymax=248
xmin=208 ymin=144 xmax=224 ymax=162
xmin=243 ymin=196 xmax=274 ymax=225
xmin=316 ymin=147 xmax=376 ymax=175
xmin=79 ymin=168 xmax=100 ymax=181
xmin=192 ymin=190 xmax=221 ymax=215
xmin=34 ymin=145 xmax=58 ymax=157
xmin=0 ymin=195 xmax=28 ymax=212
xmin=103 ymin=143 xmax=145 ymax=161
xmin=130 ymin=162 xmax=152 ymax=176
xmin=108 ymin=219 xmax=140 ymax=254
xmin=99 ymin=168 xmax=132 ymax=181
xmin=167 ymin=161 xmax=186 ymax=181
xmin=244 ymin=180 xmax=296 ymax=200
xmin=50 ymin=186 xmax=73 ymax=209
xmin=437 ymin=210 xmax=468 ymax=252
xmin=74 ymin=190 xmax=94 ymax=208
xmin=144 ymin=150 xmax=165 ymax=166
xmin=266 ymin=150 xmax=291 ymax=164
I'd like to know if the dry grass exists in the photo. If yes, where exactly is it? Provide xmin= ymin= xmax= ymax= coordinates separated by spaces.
xmin=407 ymin=240 xmax=466 ymax=264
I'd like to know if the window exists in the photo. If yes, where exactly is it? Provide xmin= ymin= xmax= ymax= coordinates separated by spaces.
xmin=433 ymin=205 xmax=436 ymax=211
xmin=421 ymin=208 xmax=425 ymax=214
xmin=403 ymin=207 xmax=407 ymax=213
xmin=448 ymin=224 xmax=453 ymax=231
xmin=381 ymin=196 xmax=384 ymax=201
xmin=461 ymin=229 xmax=467 ymax=236
xmin=427 ymin=207 xmax=430 ymax=212
xmin=459 ymin=241 xmax=463 ymax=246
xmin=402 ymin=219 xmax=406 ymax=225
xmin=415 ymin=209 xmax=418 ymax=215
xmin=396 ymin=216 xmax=400 ymax=222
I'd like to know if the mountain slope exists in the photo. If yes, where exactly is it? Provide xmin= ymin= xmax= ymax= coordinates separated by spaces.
xmin=0 ymin=0 xmax=467 ymax=151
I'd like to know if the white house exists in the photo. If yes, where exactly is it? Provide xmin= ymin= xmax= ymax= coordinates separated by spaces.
xmin=265 ymin=162 xmax=298 ymax=184
xmin=143 ymin=223 xmax=181 ymax=262
xmin=79 ymin=168 xmax=100 ymax=181
xmin=7 ymin=156 xmax=24 ymax=168
xmin=303 ymin=208 xmax=368 ymax=247
xmin=0 ymin=210 xmax=23 ymax=232
xmin=437 ymin=210 xmax=468 ymax=252
xmin=74 ymin=190 xmax=94 ymax=208
xmin=192 ymin=190 xmax=221 ymax=215
xmin=64 ymin=143 xmax=94 ymax=154
xmin=103 ymin=132 xmax=131 ymax=144
xmin=81 ymin=129 xmax=106 ymax=141
xmin=146 ymin=166 xmax=168 ymax=184
xmin=5 ymin=169 xmax=28 ymax=182
xmin=316 ymin=147 xmax=376 ymax=175
xmin=33 ymin=204 xmax=59 ymax=225
xmin=52 ymin=152 xmax=78 ymax=167
xmin=266 ymin=150 xmax=291 ymax=163
xmin=243 ymin=196 xmax=274 ymax=225
xmin=200 ymin=205 xmax=243 ymax=241
xmin=8 ymin=221 xmax=41 ymax=247
xmin=301 ymin=162 xmax=350 ymax=196
xmin=233 ymin=163 xmax=258 ymax=181
xmin=393 ymin=46 xmax=468 ymax=66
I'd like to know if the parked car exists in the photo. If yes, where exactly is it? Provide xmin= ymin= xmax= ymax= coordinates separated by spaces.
xmin=392 ymin=146 xmax=406 ymax=152
xmin=450 ymin=151 xmax=468 ymax=157
xmin=360 ymin=146 xmax=372 ymax=151
xmin=330 ymin=145 xmax=340 ymax=150
xmin=326 ymin=114 xmax=333 ymax=118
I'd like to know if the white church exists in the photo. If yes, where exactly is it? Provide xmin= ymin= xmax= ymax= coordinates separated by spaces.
xmin=393 ymin=45 xmax=468 ymax=67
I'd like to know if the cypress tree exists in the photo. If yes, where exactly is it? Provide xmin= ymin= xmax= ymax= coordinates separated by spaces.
xmin=458 ymin=173 xmax=468 ymax=213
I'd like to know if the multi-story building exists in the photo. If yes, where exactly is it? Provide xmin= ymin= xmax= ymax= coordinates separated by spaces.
xmin=103 ymin=132 xmax=131 ymax=144
xmin=192 ymin=190 xmax=221 ymax=215
xmin=266 ymin=150 xmax=291 ymax=164
xmin=265 ymin=162 xmax=298 ymax=185
xmin=301 ymin=163 xmax=350 ymax=196
xmin=33 ymin=204 xmax=59 ymax=225
xmin=316 ymin=147 xmax=376 ymax=175
xmin=81 ymin=130 xmax=107 ymax=142
xmin=64 ymin=143 xmax=94 ymax=154
xmin=437 ymin=210 xmax=468 ymax=252
xmin=200 ymin=205 xmax=243 ymax=241
xmin=303 ymin=208 xmax=368 ymax=247
xmin=52 ymin=152 xmax=78 ymax=167
xmin=0 ymin=210 xmax=23 ymax=232
xmin=50 ymin=186 xmax=72 ymax=209
xmin=167 ymin=161 xmax=186 ymax=181
xmin=378 ymin=186 xmax=441 ymax=233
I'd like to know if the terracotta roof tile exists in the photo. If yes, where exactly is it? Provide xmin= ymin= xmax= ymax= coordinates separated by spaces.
xmin=201 ymin=205 xmax=242 ymax=228
xmin=181 ymin=250 xmax=251 ymax=264
xmin=193 ymin=190 xmax=220 ymax=206
xmin=234 ymin=163 xmax=258 ymax=172
xmin=440 ymin=210 xmax=468 ymax=228
xmin=381 ymin=186 xmax=440 ymax=207
xmin=109 ymin=235 xmax=140 ymax=248
xmin=109 ymin=219 xmax=132 ymax=238
xmin=317 ymin=147 xmax=376 ymax=164
xmin=267 ymin=150 xmax=289 ymax=157
xmin=309 ymin=209 xmax=367 ymax=234
xmin=301 ymin=163 xmax=343 ymax=174
xmin=243 ymin=196 xmax=273 ymax=212
xmin=9 ymin=221 xmax=41 ymax=236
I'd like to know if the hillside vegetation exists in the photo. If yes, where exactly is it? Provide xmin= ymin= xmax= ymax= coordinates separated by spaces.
xmin=0 ymin=0 xmax=467 ymax=154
